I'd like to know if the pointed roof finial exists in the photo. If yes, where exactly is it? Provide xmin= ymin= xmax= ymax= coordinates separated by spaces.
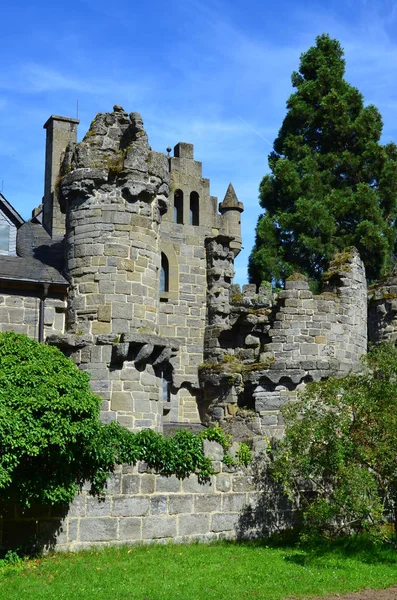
xmin=219 ymin=183 xmax=244 ymax=212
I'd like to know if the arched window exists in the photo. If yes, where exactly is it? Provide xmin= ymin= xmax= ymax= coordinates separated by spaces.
xmin=159 ymin=242 xmax=178 ymax=303
xmin=190 ymin=191 xmax=199 ymax=226
xmin=160 ymin=252 xmax=169 ymax=293
xmin=174 ymin=189 xmax=183 ymax=224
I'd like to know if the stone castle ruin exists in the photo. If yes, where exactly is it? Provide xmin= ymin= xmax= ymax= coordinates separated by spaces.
xmin=0 ymin=106 xmax=396 ymax=549
xmin=0 ymin=105 xmax=394 ymax=439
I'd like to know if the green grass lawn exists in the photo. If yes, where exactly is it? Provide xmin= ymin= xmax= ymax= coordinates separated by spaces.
xmin=1 ymin=538 xmax=397 ymax=600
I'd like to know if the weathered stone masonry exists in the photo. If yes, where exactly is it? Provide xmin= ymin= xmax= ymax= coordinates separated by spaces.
xmin=200 ymin=248 xmax=367 ymax=439
xmin=0 ymin=464 xmax=256 ymax=551
xmin=0 ymin=106 xmax=395 ymax=551
xmin=0 ymin=440 xmax=294 ymax=552
xmin=41 ymin=106 xmax=244 ymax=433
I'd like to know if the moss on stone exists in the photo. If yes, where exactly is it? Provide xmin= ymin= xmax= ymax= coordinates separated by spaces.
xmin=83 ymin=129 xmax=97 ymax=140
xmin=240 ymin=359 xmax=274 ymax=373
xmin=231 ymin=292 xmax=243 ymax=305
xmin=199 ymin=353 xmax=274 ymax=376
xmin=286 ymin=272 xmax=307 ymax=282
xmin=107 ymin=150 xmax=125 ymax=175
xmin=367 ymin=282 xmax=397 ymax=302
xmin=247 ymin=308 xmax=272 ymax=316
xmin=322 ymin=248 xmax=355 ymax=282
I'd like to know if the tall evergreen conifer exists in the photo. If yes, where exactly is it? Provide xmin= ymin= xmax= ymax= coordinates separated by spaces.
xmin=249 ymin=34 xmax=397 ymax=286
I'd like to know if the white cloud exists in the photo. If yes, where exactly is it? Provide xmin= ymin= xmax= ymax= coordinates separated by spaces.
xmin=0 ymin=63 xmax=152 ymax=99
xmin=3 ymin=0 xmax=397 ymax=286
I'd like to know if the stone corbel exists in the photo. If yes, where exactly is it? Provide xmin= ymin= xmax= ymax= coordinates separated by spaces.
xmin=153 ymin=346 xmax=172 ymax=366
xmin=134 ymin=343 xmax=155 ymax=364
xmin=110 ymin=333 xmax=178 ymax=367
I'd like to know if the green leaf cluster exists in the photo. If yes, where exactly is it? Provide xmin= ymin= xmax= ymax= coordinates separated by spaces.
xmin=0 ymin=333 xmax=234 ymax=507
xmin=249 ymin=34 xmax=397 ymax=286
xmin=235 ymin=442 xmax=253 ymax=467
xmin=271 ymin=344 xmax=397 ymax=541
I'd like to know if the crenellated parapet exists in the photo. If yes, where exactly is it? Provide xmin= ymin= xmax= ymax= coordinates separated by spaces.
xmin=266 ymin=247 xmax=367 ymax=373
xmin=200 ymin=248 xmax=367 ymax=438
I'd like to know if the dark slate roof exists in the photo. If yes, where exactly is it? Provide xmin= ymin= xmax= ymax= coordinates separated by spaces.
xmin=0 ymin=254 xmax=68 ymax=285
xmin=0 ymin=199 xmax=68 ymax=286
xmin=17 ymin=222 xmax=65 ymax=269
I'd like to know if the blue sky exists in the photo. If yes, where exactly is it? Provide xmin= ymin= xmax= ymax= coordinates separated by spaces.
xmin=2 ymin=0 xmax=397 ymax=284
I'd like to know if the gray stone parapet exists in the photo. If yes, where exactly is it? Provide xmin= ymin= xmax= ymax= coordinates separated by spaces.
xmin=201 ymin=248 xmax=367 ymax=436
xmin=368 ymin=276 xmax=397 ymax=344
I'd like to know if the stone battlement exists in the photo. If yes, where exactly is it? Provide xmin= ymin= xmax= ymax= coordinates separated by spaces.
xmin=200 ymin=248 xmax=367 ymax=438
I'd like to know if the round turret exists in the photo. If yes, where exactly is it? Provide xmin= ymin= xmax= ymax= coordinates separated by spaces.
xmin=219 ymin=183 xmax=244 ymax=256
xmin=60 ymin=107 xmax=169 ymax=337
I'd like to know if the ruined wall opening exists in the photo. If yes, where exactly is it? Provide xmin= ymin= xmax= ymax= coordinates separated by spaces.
xmin=190 ymin=191 xmax=199 ymax=226
xmin=174 ymin=189 xmax=184 ymax=224
xmin=160 ymin=365 xmax=173 ymax=417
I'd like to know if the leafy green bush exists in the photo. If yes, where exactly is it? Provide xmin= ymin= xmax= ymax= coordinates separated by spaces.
xmin=0 ymin=332 xmax=111 ymax=506
xmin=0 ymin=333 xmax=237 ymax=507
xmin=271 ymin=344 xmax=397 ymax=542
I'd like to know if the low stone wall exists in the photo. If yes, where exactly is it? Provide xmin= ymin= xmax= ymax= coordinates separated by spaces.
xmin=0 ymin=458 xmax=293 ymax=552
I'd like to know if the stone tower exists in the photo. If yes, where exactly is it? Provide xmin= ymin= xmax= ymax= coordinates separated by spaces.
xmin=45 ymin=106 xmax=243 ymax=432
xmin=219 ymin=183 xmax=244 ymax=256
xmin=158 ymin=142 xmax=244 ymax=424
xmin=56 ymin=106 xmax=177 ymax=430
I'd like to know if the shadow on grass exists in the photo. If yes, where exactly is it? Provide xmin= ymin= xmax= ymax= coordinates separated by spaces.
xmin=234 ymin=455 xmax=397 ymax=567
xmin=290 ymin=535 xmax=397 ymax=566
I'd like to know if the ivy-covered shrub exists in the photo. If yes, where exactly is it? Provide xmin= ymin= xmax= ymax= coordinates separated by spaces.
xmin=0 ymin=333 xmax=245 ymax=508
xmin=272 ymin=343 xmax=397 ymax=541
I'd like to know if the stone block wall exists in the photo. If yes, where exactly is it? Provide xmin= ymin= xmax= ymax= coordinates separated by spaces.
xmin=266 ymin=248 xmax=367 ymax=371
xmin=368 ymin=276 xmax=397 ymax=344
xmin=200 ymin=248 xmax=368 ymax=438
xmin=47 ymin=334 xmax=177 ymax=431
xmin=0 ymin=290 xmax=66 ymax=339
xmin=157 ymin=143 xmax=241 ymax=425
xmin=0 ymin=451 xmax=293 ymax=552
xmin=159 ymin=223 xmax=208 ymax=424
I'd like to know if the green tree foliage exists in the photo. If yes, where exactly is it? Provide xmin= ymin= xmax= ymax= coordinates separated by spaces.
xmin=249 ymin=34 xmax=397 ymax=286
xmin=0 ymin=333 xmax=234 ymax=507
xmin=272 ymin=344 xmax=397 ymax=541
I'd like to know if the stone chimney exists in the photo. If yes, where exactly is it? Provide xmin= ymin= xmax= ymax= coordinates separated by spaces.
xmin=43 ymin=115 xmax=79 ymax=237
